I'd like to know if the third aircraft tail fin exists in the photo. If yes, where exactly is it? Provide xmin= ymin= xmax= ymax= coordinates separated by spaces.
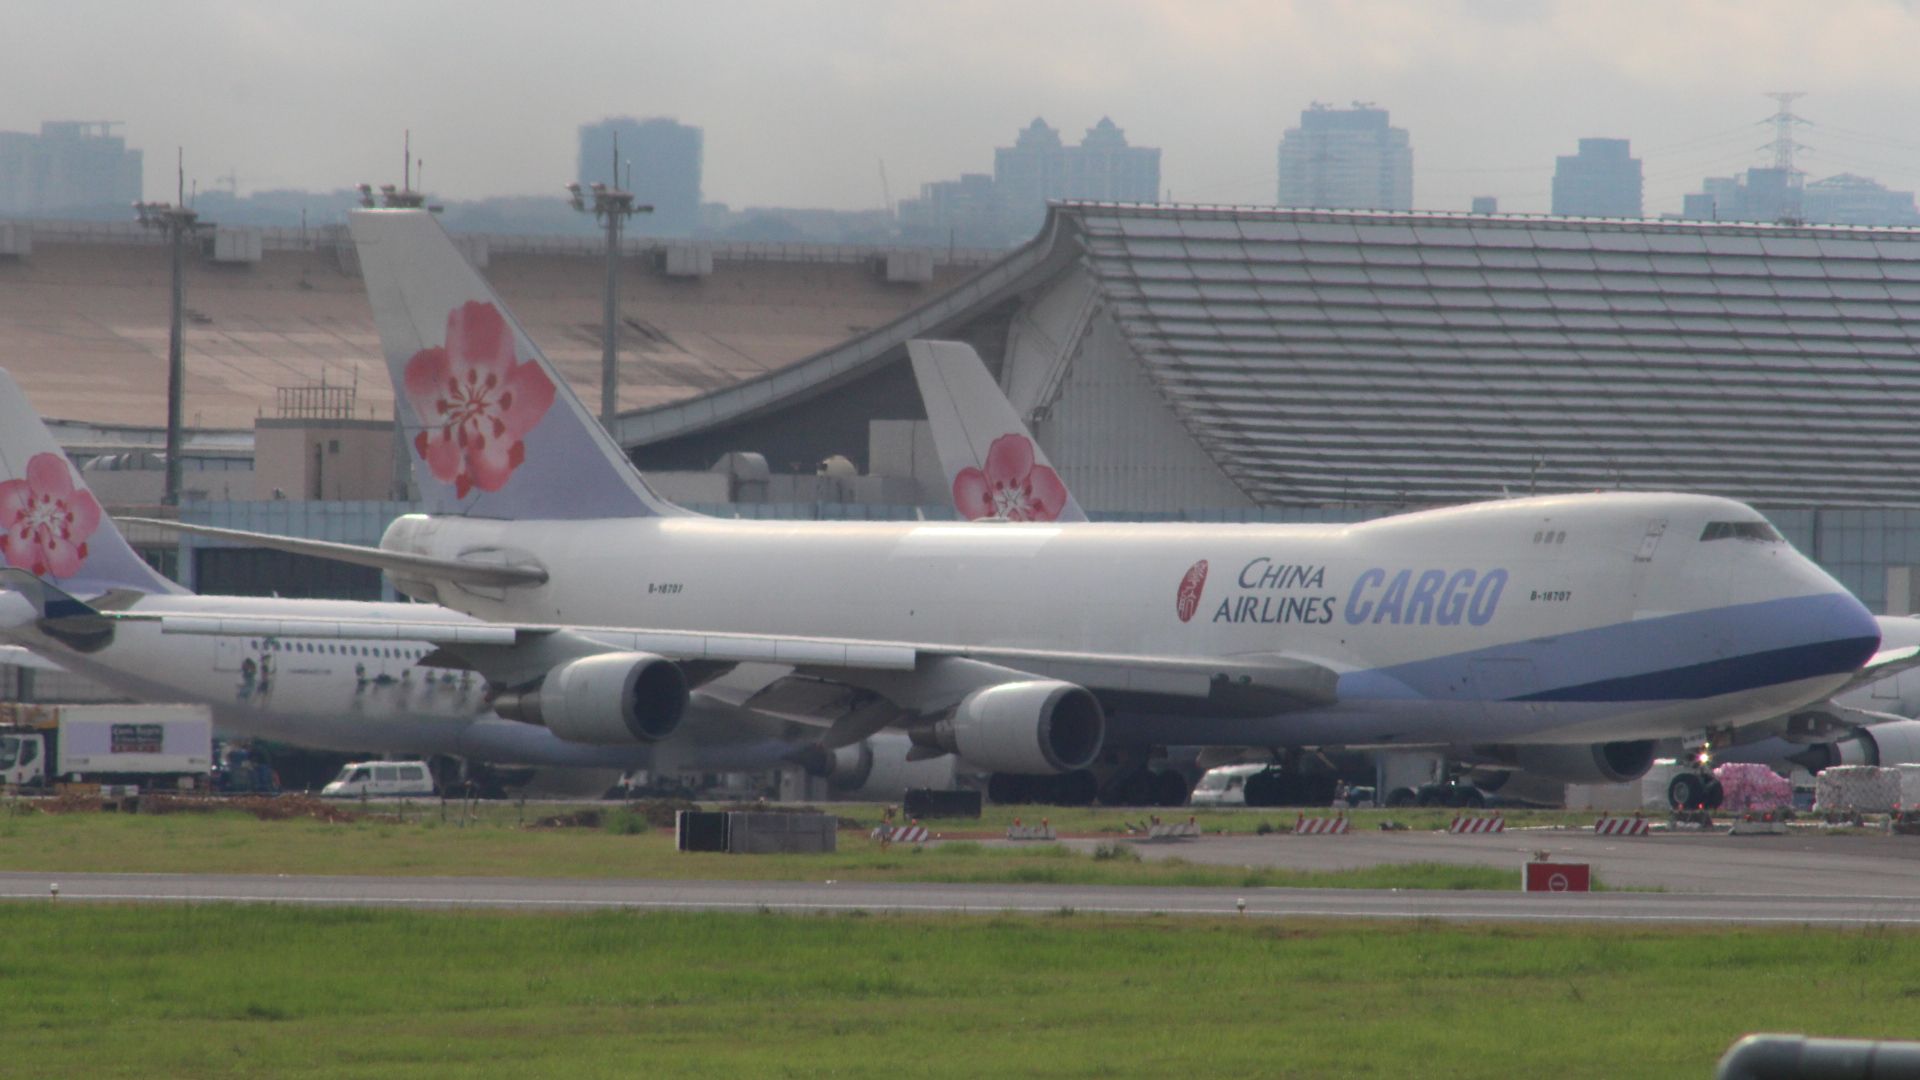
xmin=907 ymin=340 xmax=1086 ymax=523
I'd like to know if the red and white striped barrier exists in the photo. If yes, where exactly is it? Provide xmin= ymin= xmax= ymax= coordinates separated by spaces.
xmin=1448 ymin=813 xmax=1505 ymax=834
xmin=1593 ymin=815 xmax=1650 ymax=836
xmin=872 ymin=825 xmax=930 ymax=844
xmin=1293 ymin=814 xmax=1350 ymax=835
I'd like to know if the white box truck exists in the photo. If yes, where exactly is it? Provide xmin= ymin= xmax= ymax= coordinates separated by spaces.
xmin=0 ymin=703 xmax=213 ymax=791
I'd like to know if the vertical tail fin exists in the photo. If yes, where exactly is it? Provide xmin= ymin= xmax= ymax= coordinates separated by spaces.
xmin=0 ymin=369 xmax=187 ymax=596
xmin=348 ymin=208 xmax=682 ymax=521
xmin=907 ymin=340 xmax=1087 ymax=523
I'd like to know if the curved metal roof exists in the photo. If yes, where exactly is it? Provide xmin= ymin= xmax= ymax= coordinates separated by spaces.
xmin=1066 ymin=204 xmax=1920 ymax=506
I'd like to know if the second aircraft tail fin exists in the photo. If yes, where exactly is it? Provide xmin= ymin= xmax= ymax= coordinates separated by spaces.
xmin=907 ymin=340 xmax=1087 ymax=523
xmin=348 ymin=208 xmax=683 ymax=521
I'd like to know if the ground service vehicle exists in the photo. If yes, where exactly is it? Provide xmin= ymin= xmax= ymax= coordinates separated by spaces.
xmin=0 ymin=703 xmax=212 ymax=790
xmin=320 ymin=760 xmax=437 ymax=798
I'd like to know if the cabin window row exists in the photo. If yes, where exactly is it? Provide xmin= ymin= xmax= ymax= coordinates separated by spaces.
xmin=246 ymin=639 xmax=427 ymax=661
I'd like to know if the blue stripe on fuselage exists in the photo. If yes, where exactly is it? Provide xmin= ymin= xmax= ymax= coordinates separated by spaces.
xmin=1340 ymin=592 xmax=1878 ymax=704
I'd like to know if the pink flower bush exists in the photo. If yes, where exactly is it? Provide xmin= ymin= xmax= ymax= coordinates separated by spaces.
xmin=403 ymin=301 xmax=556 ymax=499
xmin=0 ymin=452 xmax=101 ymax=578
xmin=952 ymin=434 xmax=1068 ymax=522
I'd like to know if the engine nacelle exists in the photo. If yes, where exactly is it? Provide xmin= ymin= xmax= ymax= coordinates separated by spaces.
xmin=1511 ymin=740 xmax=1656 ymax=785
xmin=493 ymin=652 xmax=688 ymax=745
xmin=805 ymin=733 xmax=961 ymax=800
xmin=912 ymin=680 xmax=1104 ymax=775
xmin=1805 ymin=719 xmax=1920 ymax=770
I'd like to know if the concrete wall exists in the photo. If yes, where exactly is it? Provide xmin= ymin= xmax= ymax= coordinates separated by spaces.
xmin=253 ymin=419 xmax=395 ymax=501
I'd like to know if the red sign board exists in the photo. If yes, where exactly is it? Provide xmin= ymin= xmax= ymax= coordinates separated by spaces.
xmin=1522 ymin=861 xmax=1591 ymax=893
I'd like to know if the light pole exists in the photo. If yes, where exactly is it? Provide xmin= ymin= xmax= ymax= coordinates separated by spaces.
xmin=568 ymin=135 xmax=652 ymax=434
xmin=134 ymin=154 xmax=214 ymax=507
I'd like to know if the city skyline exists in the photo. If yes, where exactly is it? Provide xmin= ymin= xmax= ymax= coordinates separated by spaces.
xmin=5 ymin=1 xmax=1920 ymax=218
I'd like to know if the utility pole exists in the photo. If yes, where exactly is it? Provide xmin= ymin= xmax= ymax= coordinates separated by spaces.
xmin=134 ymin=150 xmax=214 ymax=507
xmin=567 ymin=133 xmax=652 ymax=434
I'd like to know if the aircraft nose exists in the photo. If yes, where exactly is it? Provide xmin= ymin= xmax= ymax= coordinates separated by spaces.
xmin=1809 ymin=583 xmax=1880 ymax=674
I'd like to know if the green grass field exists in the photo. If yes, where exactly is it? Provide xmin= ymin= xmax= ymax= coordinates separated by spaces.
xmin=3 ymin=905 xmax=1916 ymax=1079
xmin=0 ymin=808 xmax=1514 ymax=890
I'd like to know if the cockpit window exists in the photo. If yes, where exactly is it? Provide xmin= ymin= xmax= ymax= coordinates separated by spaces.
xmin=1700 ymin=521 xmax=1783 ymax=543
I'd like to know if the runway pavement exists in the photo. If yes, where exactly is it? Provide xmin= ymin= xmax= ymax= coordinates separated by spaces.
xmin=5 ymin=868 xmax=1920 ymax=926
xmin=1068 ymin=827 xmax=1920 ymax=897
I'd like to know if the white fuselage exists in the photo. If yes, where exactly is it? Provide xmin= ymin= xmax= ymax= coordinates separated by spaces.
xmin=0 ymin=594 xmax=659 ymax=769
xmin=0 ymin=592 xmax=914 ymax=776
xmin=381 ymin=491 xmax=1880 ymax=750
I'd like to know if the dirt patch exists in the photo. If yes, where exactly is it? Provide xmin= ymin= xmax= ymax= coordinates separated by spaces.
xmin=143 ymin=794 xmax=364 ymax=823
xmin=529 ymin=809 xmax=605 ymax=830
xmin=18 ymin=792 xmax=365 ymax=823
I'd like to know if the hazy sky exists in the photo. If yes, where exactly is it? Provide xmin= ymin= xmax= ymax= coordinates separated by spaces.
xmin=10 ymin=0 xmax=1920 ymax=216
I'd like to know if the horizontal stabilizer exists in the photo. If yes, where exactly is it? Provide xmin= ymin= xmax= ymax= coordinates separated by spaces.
xmin=120 ymin=518 xmax=548 ymax=589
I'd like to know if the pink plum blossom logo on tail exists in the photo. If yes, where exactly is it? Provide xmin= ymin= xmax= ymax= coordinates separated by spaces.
xmin=1175 ymin=560 xmax=1208 ymax=623
xmin=0 ymin=453 xmax=102 ymax=578
xmin=952 ymin=434 xmax=1068 ymax=523
xmin=403 ymin=301 xmax=556 ymax=499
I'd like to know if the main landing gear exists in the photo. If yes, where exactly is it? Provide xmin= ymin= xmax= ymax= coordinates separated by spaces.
xmin=1667 ymin=770 xmax=1724 ymax=812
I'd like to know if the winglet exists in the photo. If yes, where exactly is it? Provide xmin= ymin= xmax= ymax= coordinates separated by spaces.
xmin=907 ymin=340 xmax=1087 ymax=523
xmin=348 ymin=208 xmax=684 ymax=521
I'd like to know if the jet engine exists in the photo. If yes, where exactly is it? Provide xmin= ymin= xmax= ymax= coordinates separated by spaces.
xmin=1510 ymin=739 xmax=1656 ymax=785
xmin=492 ymin=652 xmax=689 ymax=745
xmin=1791 ymin=719 xmax=1920 ymax=771
xmin=806 ymin=733 xmax=962 ymax=800
xmin=911 ymin=680 xmax=1104 ymax=775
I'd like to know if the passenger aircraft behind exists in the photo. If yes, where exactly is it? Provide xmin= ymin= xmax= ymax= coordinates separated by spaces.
xmin=0 ymin=368 xmax=942 ymax=797
xmin=136 ymin=208 xmax=1884 ymax=804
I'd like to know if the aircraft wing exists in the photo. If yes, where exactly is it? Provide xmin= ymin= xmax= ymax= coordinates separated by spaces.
xmin=0 ymin=644 xmax=64 ymax=672
xmin=118 ymin=609 xmax=1337 ymax=716
xmin=1832 ymin=643 xmax=1920 ymax=698
xmin=119 ymin=518 xmax=546 ymax=589
xmin=1826 ymin=616 xmax=1920 ymax=698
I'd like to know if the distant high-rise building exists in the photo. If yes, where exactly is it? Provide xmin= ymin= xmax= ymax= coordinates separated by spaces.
xmin=900 ymin=117 xmax=1160 ymax=247
xmin=1276 ymin=103 xmax=1412 ymax=211
xmin=993 ymin=117 xmax=1159 ymax=236
xmin=0 ymin=121 xmax=141 ymax=217
xmin=1551 ymin=138 xmax=1643 ymax=218
xmin=578 ymin=117 xmax=702 ymax=237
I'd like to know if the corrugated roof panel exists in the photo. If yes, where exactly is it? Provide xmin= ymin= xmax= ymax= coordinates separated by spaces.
xmin=1062 ymin=205 xmax=1920 ymax=505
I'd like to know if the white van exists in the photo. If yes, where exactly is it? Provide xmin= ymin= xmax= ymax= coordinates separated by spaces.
xmin=320 ymin=760 xmax=436 ymax=799
xmin=1188 ymin=763 xmax=1267 ymax=807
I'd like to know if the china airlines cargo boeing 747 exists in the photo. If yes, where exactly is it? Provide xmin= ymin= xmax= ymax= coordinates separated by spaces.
xmin=135 ymin=208 xmax=1884 ymax=804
